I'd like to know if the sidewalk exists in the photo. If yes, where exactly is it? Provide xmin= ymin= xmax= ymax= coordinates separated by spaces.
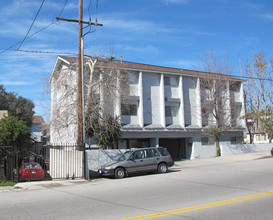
xmin=173 ymin=150 xmax=272 ymax=169
xmin=1 ymin=151 xmax=271 ymax=192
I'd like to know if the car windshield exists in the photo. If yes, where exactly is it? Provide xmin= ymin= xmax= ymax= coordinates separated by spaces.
xmin=118 ymin=151 xmax=132 ymax=161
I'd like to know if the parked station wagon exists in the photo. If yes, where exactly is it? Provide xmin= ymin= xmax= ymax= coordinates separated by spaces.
xmin=98 ymin=147 xmax=174 ymax=178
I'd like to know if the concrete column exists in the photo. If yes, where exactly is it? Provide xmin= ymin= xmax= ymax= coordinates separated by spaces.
xmin=139 ymin=71 xmax=144 ymax=128
xmin=179 ymin=76 xmax=185 ymax=127
xmin=196 ymin=77 xmax=202 ymax=127
xmin=115 ymin=70 xmax=121 ymax=117
xmin=226 ymin=81 xmax=231 ymax=125
xmin=239 ymin=82 xmax=246 ymax=128
xmin=160 ymin=73 xmax=166 ymax=127
xmin=150 ymin=137 xmax=159 ymax=147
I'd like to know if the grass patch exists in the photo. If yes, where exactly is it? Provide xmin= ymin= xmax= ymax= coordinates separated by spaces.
xmin=0 ymin=181 xmax=16 ymax=187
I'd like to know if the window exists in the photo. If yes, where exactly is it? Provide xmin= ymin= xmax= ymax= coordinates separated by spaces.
xmin=231 ymin=137 xmax=243 ymax=144
xmin=121 ymin=104 xmax=137 ymax=116
xmin=157 ymin=147 xmax=170 ymax=156
xmin=201 ymin=137 xmax=215 ymax=145
xmin=132 ymin=150 xmax=144 ymax=159
xmin=230 ymin=82 xmax=241 ymax=92
xmin=201 ymin=137 xmax=209 ymax=145
xmin=164 ymin=76 xmax=177 ymax=86
xmin=165 ymin=106 xmax=178 ymax=117
xmin=146 ymin=149 xmax=160 ymax=158
xmin=164 ymin=76 xmax=170 ymax=85
xmin=129 ymin=72 xmax=138 ymax=84
xmin=256 ymin=134 xmax=267 ymax=142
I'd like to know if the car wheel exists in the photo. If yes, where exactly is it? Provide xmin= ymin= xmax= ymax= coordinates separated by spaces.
xmin=115 ymin=168 xmax=126 ymax=179
xmin=158 ymin=163 xmax=168 ymax=173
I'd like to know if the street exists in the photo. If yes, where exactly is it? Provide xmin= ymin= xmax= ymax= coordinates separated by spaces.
xmin=1 ymin=155 xmax=273 ymax=220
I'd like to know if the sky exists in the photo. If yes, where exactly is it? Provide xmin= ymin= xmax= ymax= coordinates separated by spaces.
xmin=0 ymin=0 xmax=273 ymax=121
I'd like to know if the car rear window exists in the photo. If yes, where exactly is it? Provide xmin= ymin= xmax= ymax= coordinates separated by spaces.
xmin=157 ymin=148 xmax=170 ymax=156
xmin=24 ymin=163 xmax=41 ymax=169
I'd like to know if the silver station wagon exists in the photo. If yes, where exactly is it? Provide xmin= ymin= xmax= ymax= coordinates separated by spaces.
xmin=98 ymin=147 xmax=174 ymax=178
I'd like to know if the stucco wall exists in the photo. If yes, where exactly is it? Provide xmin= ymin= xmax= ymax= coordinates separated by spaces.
xmin=221 ymin=143 xmax=273 ymax=156
xmin=191 ymin=137 xmax=217 ymax=159
xmin=86 ymin=149 xmax=127 ymax=170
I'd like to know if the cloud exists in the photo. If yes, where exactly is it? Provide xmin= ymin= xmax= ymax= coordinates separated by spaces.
xmin=118 ymin=44 xmax=159 ymax=53
xmin=256 ymin=13 xmax=273 ymax=22
xmin=166 ymin=59 xmax=199 ymax=69
xmin=0 ymin=80 xmax=34 ymax=86
xmin=241 ymin=2 xmax=264 ymax=10
xmin=162 ymin=0 xmax=188 ymax=5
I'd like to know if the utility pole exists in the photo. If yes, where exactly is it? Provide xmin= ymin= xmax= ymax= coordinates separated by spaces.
xmin=56 ymin=0 xmax=102 ymax=151
xmin=78 ymin=0 xmax=83 ymax=150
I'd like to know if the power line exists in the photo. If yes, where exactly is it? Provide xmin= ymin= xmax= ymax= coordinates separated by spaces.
xmin=58 ymin=0 xmax=69 ymax=17
xmin=0 ymin=22 xmax=55 ymax=55
xmin=16 ymin=49 xmax=77 ymax=56
xmin=0 ymin=0 xmax=70 ymax=55
xmin=17 ymin=0 xmax=46 ymax=50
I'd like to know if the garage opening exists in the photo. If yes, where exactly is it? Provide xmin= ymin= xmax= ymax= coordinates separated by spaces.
xmin=159 ymin=138 xmax=188 ymax=161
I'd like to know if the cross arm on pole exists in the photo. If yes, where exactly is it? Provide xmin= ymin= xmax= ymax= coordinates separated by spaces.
xmin=56 ymin=17 xmax=103 ymax=26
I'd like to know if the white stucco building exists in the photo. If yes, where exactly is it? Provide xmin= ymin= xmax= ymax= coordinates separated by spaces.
xmin=50 ymin=56 xmax=246 ymax=160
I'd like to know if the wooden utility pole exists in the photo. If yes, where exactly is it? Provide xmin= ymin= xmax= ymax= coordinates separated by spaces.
xmin=56 ymin=0 xmax=102 ymax=150
xmin=78 ymin=0 xmax=83 ymax=150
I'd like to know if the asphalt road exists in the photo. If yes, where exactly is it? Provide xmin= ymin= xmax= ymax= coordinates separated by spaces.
xmin=1 ymin=156 xmax=273 ymax=220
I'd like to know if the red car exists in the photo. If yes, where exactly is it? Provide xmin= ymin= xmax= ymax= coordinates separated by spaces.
xmin=20 ymin=162 xmax=44 ymax=181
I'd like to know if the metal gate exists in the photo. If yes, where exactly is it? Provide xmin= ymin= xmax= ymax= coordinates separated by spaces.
xmin=0 ymin=146 xmax=19 ymax=182
xmin=1 ymin=145 xmax=84 ymax=182
xmin=29 ymin=144 xmax=84 ymax=180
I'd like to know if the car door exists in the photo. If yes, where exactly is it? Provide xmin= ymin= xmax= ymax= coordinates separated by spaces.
xmin=143 ymin=149 xmax=160 ymax=171
xmin=126 ymin=150 xmax=145 ymax=173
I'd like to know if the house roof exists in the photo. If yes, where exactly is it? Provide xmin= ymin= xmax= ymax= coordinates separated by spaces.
xmin=32 ymin=116 xmax=45 ymax=124
xmin=54 ymin=56 xmax=242 ymax=81
xmin=42 ymin=124 xmax=49 ymax=131
xmin=0 ymin=110 xmax=8 ymax=119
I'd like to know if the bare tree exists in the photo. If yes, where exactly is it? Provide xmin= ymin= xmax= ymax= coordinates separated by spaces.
xmin=244 ymin=51 xmax=273 ymax=143
xmin=84 ymin=57 xmax=130 ymax=148
xmin=200 ymin=51 xmax=242 ymax=154
xmin=48 ymin=48 xmax=131 ymax=147
xmin=50 ymin=62 xmax=79 ymax=144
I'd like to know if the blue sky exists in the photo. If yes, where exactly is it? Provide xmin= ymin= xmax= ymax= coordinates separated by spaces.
xmin=0 ymin=0 xmax=273 ymax=121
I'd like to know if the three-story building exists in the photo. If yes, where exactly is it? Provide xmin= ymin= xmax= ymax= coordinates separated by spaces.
xmin=50 ymin=56 xmax=246 ymax=160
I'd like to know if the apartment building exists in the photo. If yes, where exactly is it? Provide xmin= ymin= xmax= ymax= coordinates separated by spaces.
xmin=50 ymin=56 xmax=246 ymax=160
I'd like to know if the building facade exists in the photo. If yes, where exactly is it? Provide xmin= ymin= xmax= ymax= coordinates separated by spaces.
xmin=50 ymin=56 xmax=246 ymax=160
xmin=31 ymin=115 xmax=45 ymax=143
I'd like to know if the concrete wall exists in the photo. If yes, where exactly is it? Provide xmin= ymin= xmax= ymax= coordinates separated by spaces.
xmin=191 ymin=137 xmax=217 ymax=159
xmin=221 ymin=143 xmax=273 ymax=156
xmin=86 ymin=149 xmax=127 ymax=170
